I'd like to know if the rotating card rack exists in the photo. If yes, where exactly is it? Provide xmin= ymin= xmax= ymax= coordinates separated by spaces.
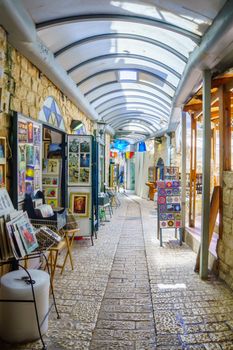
xmin=156 ymin=180 xmax=182 ymax=247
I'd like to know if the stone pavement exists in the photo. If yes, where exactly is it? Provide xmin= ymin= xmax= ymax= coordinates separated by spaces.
xmin=1 ymin=194 xmax=233 ymax=350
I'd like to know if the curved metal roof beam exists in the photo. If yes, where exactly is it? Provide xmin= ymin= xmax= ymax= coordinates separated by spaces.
xmin=76 ymin=68 xmax=176 ymax=91
xmin=36 ymin=14 xmax=201 ymax=43
xmin=99 ymin=101 xmax=169 ymax=119
xmin=89 ymin=88 xmax=171 ymax=110
xmin=84 ymin=79 xmax=173 ymax=102
xmin=104 ymin=113 xmax=164 ymax=127
xmin=95 ymin=94 xmax=171 ymax=114
xmin=111 ymin=116 xmax=158 ymax=128
xmin=112 ymin=120 xmax=157 ymax=133
xmin=117 ymin=125 xmax=154 ymax=134
xmin=68 ymin=54 xmax=181 ymax=79
xmin=100 ymin=104 xmax=169 ymax=120
xmin=103 ymin=111 xmax=165 ymax=124
xmin=54 ymin=33 xmax=188 ymax=63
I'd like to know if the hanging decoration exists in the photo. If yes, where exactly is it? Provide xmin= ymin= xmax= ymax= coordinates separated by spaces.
xmin=138 ymin=141 xmax=147 ymax=152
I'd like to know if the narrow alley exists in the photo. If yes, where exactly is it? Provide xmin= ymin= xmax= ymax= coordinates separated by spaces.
xmin=1 ymin=194 xmax=233 ymax=350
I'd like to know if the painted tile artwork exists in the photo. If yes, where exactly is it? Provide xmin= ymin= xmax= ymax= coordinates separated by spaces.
xmin=157 ymin=180 xmax=181 ymax=228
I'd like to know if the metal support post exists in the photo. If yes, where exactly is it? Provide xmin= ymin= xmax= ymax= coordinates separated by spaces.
xmin=200 ymin=70 xmax=211 ymax=279
xmin=181 ymin=111 xmax=187 ymax=240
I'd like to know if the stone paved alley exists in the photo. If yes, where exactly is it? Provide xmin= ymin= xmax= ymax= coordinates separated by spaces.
xmin=1 ymin=194 xmax=233 ymax=350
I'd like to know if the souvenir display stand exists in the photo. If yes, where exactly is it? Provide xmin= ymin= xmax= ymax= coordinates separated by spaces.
xmin=157 ymin=180 xmax=182 ymax=247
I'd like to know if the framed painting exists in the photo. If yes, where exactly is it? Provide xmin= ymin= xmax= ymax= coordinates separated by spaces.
xmin=70 ymin=192 xmax=89 ymax=217
xmin=46 ymin=198 xmax=58 ymax=208
xmin=44 ymin=187 xmax=58 ymax=198
xmin=47 ymin=159 xmax=59 ymax=175
xmin=43 ymin=142 xmax=50 ymax=159
xmin=43 ymin=127 xmax=51 ymax=141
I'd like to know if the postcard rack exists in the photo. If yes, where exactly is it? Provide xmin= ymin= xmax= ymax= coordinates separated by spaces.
xmin=0 ymin=252 xmax=60 ymax=350
xmin=157 ymin=180 xmax=182 ymax=247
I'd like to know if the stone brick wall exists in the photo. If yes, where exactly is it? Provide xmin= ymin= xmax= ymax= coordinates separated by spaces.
xmin=218 ymin=171 xmax=233 ymax=289
xmin=0 ymin=26 xmax=94 ymax=132
xmin=0 ymin=25 xmax=96 ymax=190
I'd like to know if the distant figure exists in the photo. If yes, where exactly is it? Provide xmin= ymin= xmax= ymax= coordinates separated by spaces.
xmin=118 ymin=170 xmax=125 ymax=193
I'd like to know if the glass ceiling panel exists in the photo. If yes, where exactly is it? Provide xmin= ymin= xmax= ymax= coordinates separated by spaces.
xmin=106 ymin=114 xmax=166 ymax=127
xmin=101 ymin=106 xmax=169 ymax=120
xmin=95 ymin=95 xmax=171 ymax=112
xmin=69 ymin=59 xmax=179 ymax=87
xmin=96 ymin=97 xmax=170 ymax=115
xmin=91 ymin=91 xmax=171 ymax=113
xmin=84 ymin=82 xmax=172 ymax=106
xmin=38 ymin=20 xmax=197 ymax=57
xmin=59 ymin=39 xmax=185 ymax=74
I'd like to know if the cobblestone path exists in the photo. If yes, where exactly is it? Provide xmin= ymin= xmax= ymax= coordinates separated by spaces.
xmin=90 ymin=199 xmax=156 ymax=349
xmin=1 ymin=194 xmax=233 ymax=350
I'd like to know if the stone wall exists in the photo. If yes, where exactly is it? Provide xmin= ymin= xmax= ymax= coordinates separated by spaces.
xmin=218 ymin=171 xmax=233 ymax=289
xmin=0 ymin=25 xmax=95 ymax=190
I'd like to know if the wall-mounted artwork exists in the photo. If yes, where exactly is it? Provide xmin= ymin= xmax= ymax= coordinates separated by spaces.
xmin=46 ymin=159 xmax=59 ymax=175
xmin=70 ymin=192 xmax=89 ymax=217
xmin=27 ymin=122 xmax=34 ymax=143
xmin=47 ymin=198 xmax=58 ymax=208
xmin=44 ymin=187 xmax=58 ymax=199
xmin=68 ymin=136 xmax=91 ymax=186
xmin=18 ymin=121 xmax=28 ymax=143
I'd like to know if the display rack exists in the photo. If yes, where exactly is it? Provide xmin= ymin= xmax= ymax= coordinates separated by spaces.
xmin=157 ymin=180 xmax=182 ymax=247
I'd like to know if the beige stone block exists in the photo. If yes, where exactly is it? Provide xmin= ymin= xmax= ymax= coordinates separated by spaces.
xmin=29 ymin=105 xmax=37 ymax=119
xmin=28 ymin=63 xmax=38 ymax=79
xmin=15 ymin=85 xmax=27 ymax=100
xmin=20 ymin=70 xmax=31 ymax=89
xmin=10 ymin=97 xmax=21 ymax=112
xmin=32 ymin=80 xmax=38 ymax=93
xmin=21 ymin=101 xmax=29 ymax=116
xmin=26 ymin=91 xmax=36 ymax=105
xmin=219 ymin=259 xmax=230 ymax=275
xmin=37 ymin=83 xmax=44 ymax=96
xmin=223 ymin=204 xmax=233 ymax=219
xmin=12 ymin=65 xmax=20 ymax=81
xmin=223 ymin=188 xmax=230 ymax=205
xmin=40 ymin=75 xmax=49 ymax=88
xmin=21 ymin=56 xmax=28 ymax=71
xmin=224 ymin=247 xmax=233 ymax=267
xmin=217 ymin=240 xmax=225 ymax=261
xmin=223 ymin=171 xmax=233 ymax=189
xmin=223 ymin=218 xmax=232 ymax=235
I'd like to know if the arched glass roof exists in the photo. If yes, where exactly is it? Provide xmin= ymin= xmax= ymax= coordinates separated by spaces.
xmin=21 ymin=0 xmax=227 ymax=142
